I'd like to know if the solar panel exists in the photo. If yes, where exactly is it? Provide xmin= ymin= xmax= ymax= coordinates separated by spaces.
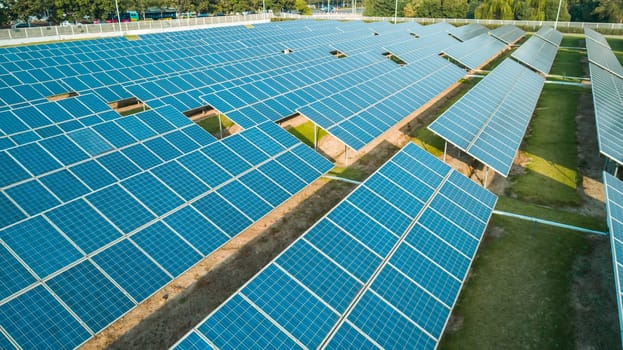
xmin=442 ymin=33 xmax=508 ymax=70
xmin=511 ymin=35 xmax=558 ymax=74
xmin=585 ymin=28 xmax=623 ymax=79
xmin=489 ymin=25 xmax=525 ymax=45
xmin=428 ymin=58 xmax=545 ymax=176
xmin=534 ymin=26 xmax=563 ymax=47
xmin=0 ymin=93 xmax=333 ymax=348
xmin=447 ymin=23 xmax=488 ymax=42
xmin=603 ymin=172 xmax=623 ymax=348
xmin=588 ymin=63 xmax=623 ymax=165
xmin=173 ymin=142 xmax=497 ymax=349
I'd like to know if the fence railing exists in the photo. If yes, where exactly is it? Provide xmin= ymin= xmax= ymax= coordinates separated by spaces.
xmin=2 ymin=12 xmax=622 ymax=45
xmin=0 ymin=13 xmax=270 ymax=44
xmin=279 ymin=13 xmax=623 ymax=34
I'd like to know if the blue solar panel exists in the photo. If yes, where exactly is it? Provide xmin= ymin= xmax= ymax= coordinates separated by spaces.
xmin=69 ymin=159 xmax=117 ymax=191
xmin=131 ymin=222 xmax=202 ymax=276
xmin=164 ymin=206 xmax=231 ymax=255
xmin=87 ymin=184 xmax=155 ymax=233
xmin=97 ymin=151 xmax=141 ymax=180
xmin=93 ymin=239 xmax=171 ymax=301
xmin=1 ymin=216 xmax=82 ymax=278
xmin=121 ymin=143 xmax=163 ymax=170
xmin=93 ymin=122 xmax=137 ymax=148
xmin=151 ymin=161 xmax=209 ymax=201
xmin=47 ymin=260 xmax=135 ymax=333
xmin=8 ymin=142 xmax=62 ymax=176
xmin=174 ymin=331 xmax=214 ymax=350
xmin=144 ymin=136 xmax=183 ymax=161
xmin=122 ymin=172 xmax=185 ymax=216
xmin=0 ymin=151 xmax=30 ymax=186
xmin=193 ymin=192 xmax=253 ymax=236
xmin=604 ymin=172 xmax=623 ymax=347
xmin=177 ymin=151 xmax=230 ymax=188
xmin=0 ymin=285 xmax=90 ymax=349
xmin=174 ymin=143 xmax=497 ymax=349
xmin=429 ymin=58 xmax=545 ymax=176
xmin=217 ymin=180 xmax=273 ymax=221
xmin=68 ymin=128 xmax=114 ymax=156
xmin=0 ymin=244 xmax=36 ymax=300
xmin=202 ymin=142 xmax=251 ymax=176
xmin=6 ymin=179 xmax=59 ymax=215
xmin=40 ymin=169 xmax=89 ymax=202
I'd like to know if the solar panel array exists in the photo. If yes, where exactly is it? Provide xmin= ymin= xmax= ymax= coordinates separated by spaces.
xmin=296 ymin=56 xmax=465 ymax=150
xmin=588 ymin=63 xmax=623 ymax=165
xmin=0 ymin=89 xmax=333 ymax=349
xmin=585 ymin=28 xmax=623 ymax=166
xmin=511 ymin=30 xmax=561 ymax=74
xmin=585 ymin=28 xmax=623 ymax=78
xmin=604 ymin=172 xmax=623 ymax=347
xmin=489 ymin=25 xmax=525 ymax=45
xmin=173 ymin=142 xmax=497 ymax=350
xmin=534 ymin=26 xmax=563 ymax=47
xmin=428 ymin=58 xmax=545 ymax=176
xmin=442 ymin=33 xmax=509 ymax=70
xmin=447 ymin=23 xmax=489 ymax=42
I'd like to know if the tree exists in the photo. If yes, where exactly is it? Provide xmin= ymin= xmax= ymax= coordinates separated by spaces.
xmin=402 ymin=0 xmax=467 ymax=17
xmin=568 ymin=0 xmax=598 ymax=21
xmin=593 ymin=0 xmax=623 ymax=22
xmin=295 ymin=0 xmax=311 ymax=14
xmin=474 ymin=0 xmax=513 ymax=19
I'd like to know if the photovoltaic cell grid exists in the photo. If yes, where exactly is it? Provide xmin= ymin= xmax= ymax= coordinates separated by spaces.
xmin=588 ymin=62 xmax=623 ymax=165
xmin=441 ymin=33 xmax=508 ymax=70
xmin=172 ymin=142 xmax=497 ymax=350
xmin=511 ymin=34 xmax=560 ymax=74
xmin=428 ymin=58 xmax=545 ymax=176
xmin=489 ymin=25 xmax=525 ymax=45
xmin=447 ymin=23 xmax=488 ymax=42
xmin=585 ymin=28 xmax=623 ymax=79
xmin=0 ymin=93 xmax=333 ymax=349
xmin=604 ymin=172 xmax=623 ymax=347
xmin=297 ymin=55 xmax=465 ymax=151
xmin=534 ymin=26 xmax=563 ymax=47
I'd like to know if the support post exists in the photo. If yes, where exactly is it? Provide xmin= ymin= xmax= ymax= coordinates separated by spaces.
xmin=443 ymin=141 xmax=447 ymax=162
xmin=483 ymin=166 xmax=489 ymax=188
xmin=314 ymin=124 xmax=318 ymax=150
xmin=344 ymin=145 xmax=349 ymax=165
xmin=616 ymin=165 xmax=620 ymax=177
xmin=218 ymin=114 xmax=223 ymax=139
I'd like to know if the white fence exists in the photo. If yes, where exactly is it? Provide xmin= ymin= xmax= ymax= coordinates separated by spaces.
xmin=0 ymin=14 xmax=270 ymax=45
xmin=2 ymin=12 xmax=622 ymax=46
xmin=280 ymin=12 xmax=623 ymax=33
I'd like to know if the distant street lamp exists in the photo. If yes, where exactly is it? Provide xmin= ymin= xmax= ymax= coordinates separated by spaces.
xmin=393 ymin=0 xmax=398 ymax=23
xmin=554 ymin=0 xmax=563 ymax=29
xmin=114 ymin=0 xmax=122 ymax=32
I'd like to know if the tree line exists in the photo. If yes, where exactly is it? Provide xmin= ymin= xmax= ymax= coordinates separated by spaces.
xmin=1 ymin=0 xmax=621 ymax=25
xmin=0 ymin=0 xmax=310 ymax=25
xmin=364 ymin=0 xmax=623 ymax=23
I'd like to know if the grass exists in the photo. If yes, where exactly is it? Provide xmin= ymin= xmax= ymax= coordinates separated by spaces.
xmin=607 ymin=37 xmax=623 ymax=64
xmin=496 ymin=197 xmax=607 ymax=232
xmin=286 ymin=121 xmax=328 ymax=148
xmin=510 ymin=85 xmax=582 ymax=206
xmin=549 ymin=48 xmax=587 ymax=78
xmin=440 ymin=214 xmax=592 ymax=350
xmin=197 ymin=114 xmax=235 ymax=135
xmin=560 ymin=35 xmax=585 ymax=48
xmin=327 ymin=166 xmax=369 ymax=182
xmin=439 ymin=41 xmax=616 ymax=349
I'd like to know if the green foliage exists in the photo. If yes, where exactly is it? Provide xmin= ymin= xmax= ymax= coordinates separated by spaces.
xmin=593 ymin=0 xmax=623 ymax=23
xmin=403 ymin=0 xmax=468 ymax=18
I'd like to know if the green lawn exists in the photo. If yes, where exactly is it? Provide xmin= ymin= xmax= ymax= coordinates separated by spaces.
xmin=197 ymin=114 xmax=235 ymax=136
xmin=440 ymin=214 xmax=593 ymax=350
xmin=607 ymin=37 xmax=623 ymax=64
xmin=549 ymin=48 xmax=587 ymax=78
xmin=510 ymin=85 xmax=582 ymax=206
xmin=286 ymin=121 xmax=328 ymax=148
xmin=439 ymin=40 xmax=616 ymax=350
xmin=560 ymin=35 xmax=585 ymax=48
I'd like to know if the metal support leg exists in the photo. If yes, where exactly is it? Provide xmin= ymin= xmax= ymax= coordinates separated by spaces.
xmin=443 ymin=141 xmax=447 ymax=162
xmin=218 ymin=114 xmax=223 ymax=139
xmin=314 ymin=124 xmax=318 ymax=151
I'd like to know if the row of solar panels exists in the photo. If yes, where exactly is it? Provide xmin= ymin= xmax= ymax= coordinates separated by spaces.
xmin=585 ymin=27 xmax=623 ymax=348
xmin=173 ymin=142 xmax=497 ymax=350
xmin=429 ymin=58 xmax=545 ymax=176
xmin=584 ymin=28 xmax=623 ymax=167
xmin=1 ymin=83 xmax=334 ymax=349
